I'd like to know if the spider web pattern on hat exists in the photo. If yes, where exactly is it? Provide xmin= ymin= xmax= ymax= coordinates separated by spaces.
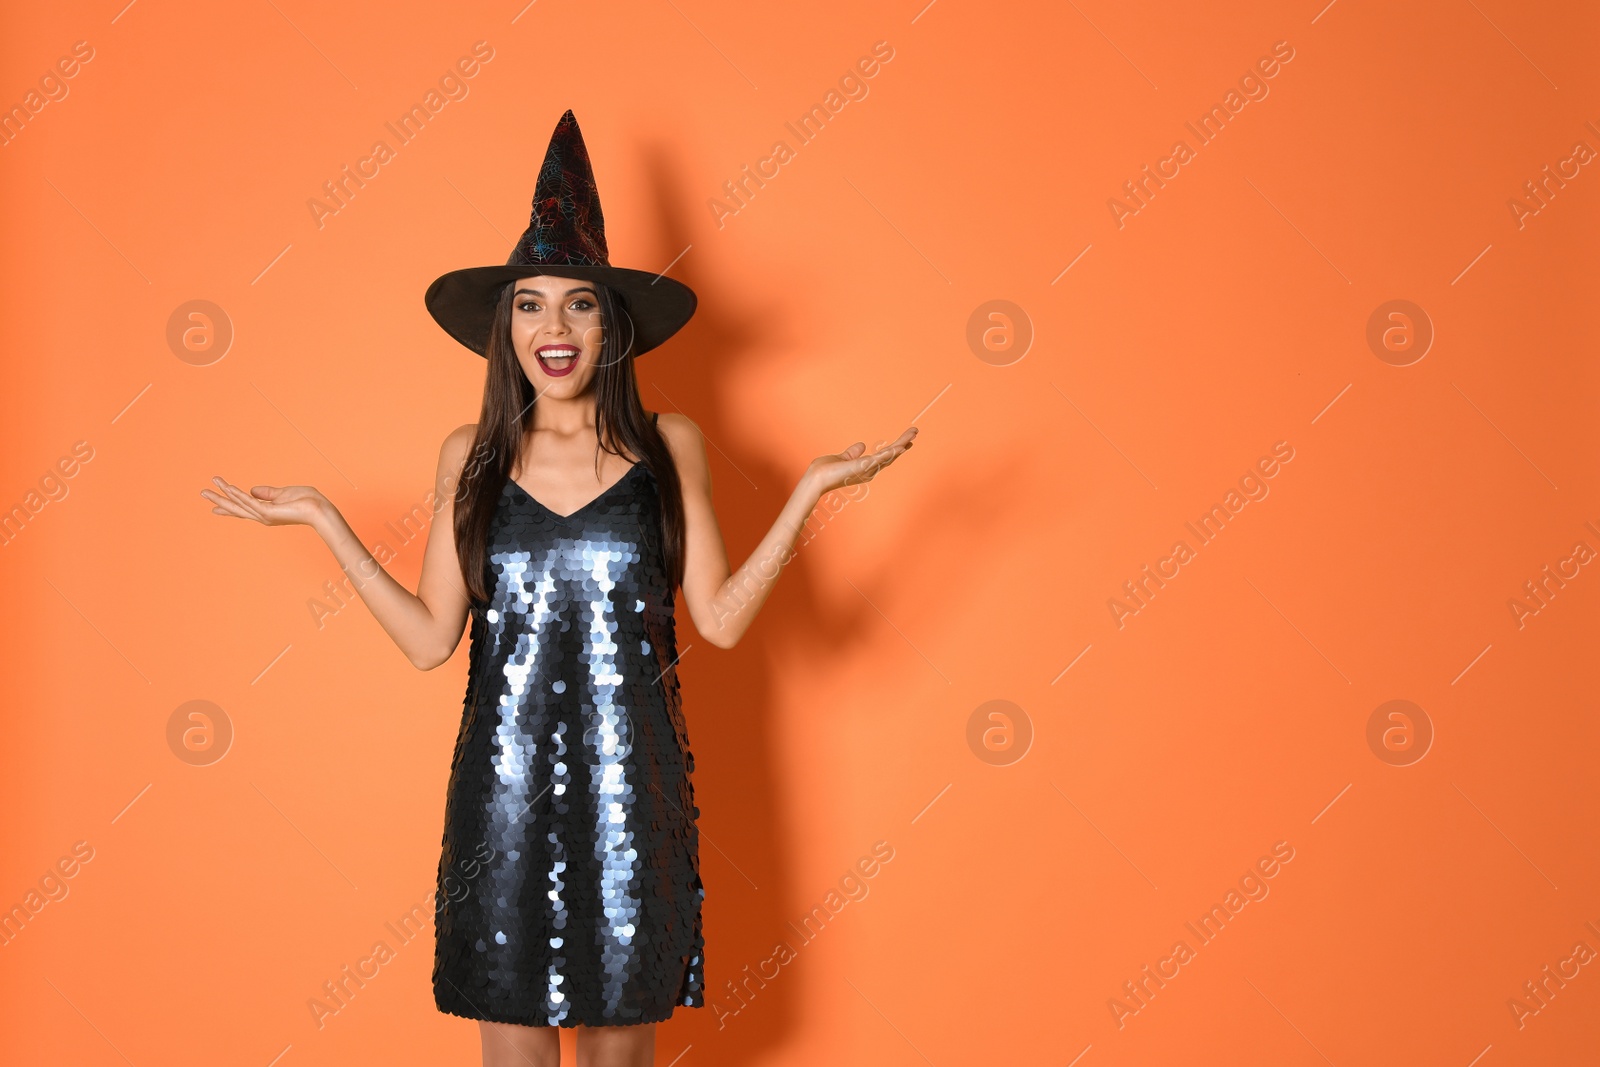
xmin=509 ymin=109 xmax=610 ymax=268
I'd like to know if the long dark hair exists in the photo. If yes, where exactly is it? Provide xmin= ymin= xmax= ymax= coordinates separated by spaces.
xmin=452 ymin=279 xmax=685 ymax=603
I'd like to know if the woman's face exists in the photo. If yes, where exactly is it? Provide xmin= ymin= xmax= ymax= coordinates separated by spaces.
xmin=509 ymin=274 xmax=605 ymax=398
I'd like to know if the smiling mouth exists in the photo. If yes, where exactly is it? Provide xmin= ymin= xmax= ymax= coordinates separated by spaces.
xmin=536 ymin=345 xmax=580 ymax=376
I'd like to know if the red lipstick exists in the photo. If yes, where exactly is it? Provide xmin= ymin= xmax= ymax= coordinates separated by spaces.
xmin=535 ymin=344 xmax=580 ymax=378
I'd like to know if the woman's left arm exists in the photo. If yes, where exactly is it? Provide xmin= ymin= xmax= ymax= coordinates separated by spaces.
xmin=660 ymin=413 xmax=917 ymax=649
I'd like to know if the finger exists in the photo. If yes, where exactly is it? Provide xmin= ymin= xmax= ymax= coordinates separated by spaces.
xmin=867 ymin=440 xmax=907 ymax=465
xmin=859 ymin=444 xmax=908 ymax=477
xmin=211 ymin=495 xmax=260 ymax=521
xmin=862 ymin=431 xmax=912 ymax=463
xmin=853 ymin=452 xmax=893 ymax=479
xmin=216 ymin=480 xmax=268 ymax=519
xmin=213 ymin=479 xmax=254 ymax=507
xmin=212 ymin=476 xmax=249 ymax=505
xmin=214 ymin=478 xmax=257 ymax=505
xmin=871 ymin=430 xmax=912 ymax=455
xmin=202 ymin=490 xmax=256 ymax=520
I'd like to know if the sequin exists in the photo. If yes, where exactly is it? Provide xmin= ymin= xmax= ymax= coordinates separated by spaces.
xmin=433 ymin=458 xmax=704 ymax=1028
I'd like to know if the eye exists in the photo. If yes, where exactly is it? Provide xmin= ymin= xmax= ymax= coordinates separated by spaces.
xmin=570 ymin=299 xmax=594 ymax=310
xmin=517 ymin=300 xmax=539 ymax=312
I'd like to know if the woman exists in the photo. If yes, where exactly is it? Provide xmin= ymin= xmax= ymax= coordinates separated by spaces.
xmin=201 ymin=110 xmax=915 ymax=1066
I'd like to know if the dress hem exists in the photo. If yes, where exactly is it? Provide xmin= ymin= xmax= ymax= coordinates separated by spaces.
xmin=433 ymin=997 xmax=704 ymax=1029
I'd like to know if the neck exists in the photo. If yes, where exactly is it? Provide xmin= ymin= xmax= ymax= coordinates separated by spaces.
xmin=530 ymin=389 xmax=599 ymax=436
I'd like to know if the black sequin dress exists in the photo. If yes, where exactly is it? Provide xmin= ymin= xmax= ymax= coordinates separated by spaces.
xmin=432 ymin=446 xmax=704 ymax=1028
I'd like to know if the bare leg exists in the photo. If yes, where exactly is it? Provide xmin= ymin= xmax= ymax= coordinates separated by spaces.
xmin=575 ymin=1023 xmax=656 ymax=1067
xmin=479 ymin=1020 xmax=561 ymax=1067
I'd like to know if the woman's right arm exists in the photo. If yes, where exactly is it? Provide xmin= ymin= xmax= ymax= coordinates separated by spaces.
xmin=202 ymin=423 xmax=481 ymax=671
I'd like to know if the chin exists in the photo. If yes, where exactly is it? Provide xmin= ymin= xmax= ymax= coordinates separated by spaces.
xmin=540 ymin=374 xmax=593 ymax=395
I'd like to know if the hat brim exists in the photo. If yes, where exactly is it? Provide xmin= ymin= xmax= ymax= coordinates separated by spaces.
xmin=425 ymin=264 xmax=696 ymax=358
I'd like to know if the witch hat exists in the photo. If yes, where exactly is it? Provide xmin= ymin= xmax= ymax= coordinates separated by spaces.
xmin=425 ymin=109 xmax=696 ymax=358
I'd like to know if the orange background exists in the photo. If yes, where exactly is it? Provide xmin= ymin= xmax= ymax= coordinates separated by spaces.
xmin=2 ymin=1 xmax=1597 ymax=1064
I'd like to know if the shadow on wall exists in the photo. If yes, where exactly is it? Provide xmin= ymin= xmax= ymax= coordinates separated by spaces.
xmin=631 ymin=136 xmax=794 ymax=1059
xmin=628 ymin=135 xmax=1028 ymax=1059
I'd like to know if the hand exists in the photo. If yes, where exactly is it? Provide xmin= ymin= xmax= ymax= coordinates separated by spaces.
xmin=202 ymin=477 xmax=331 ymax=529
xmin=802 ymin=426 xmax=917 ymax=497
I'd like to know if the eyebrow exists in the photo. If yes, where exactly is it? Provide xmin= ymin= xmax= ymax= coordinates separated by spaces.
xmin=513 ymin=285 xmax=597 ymax=298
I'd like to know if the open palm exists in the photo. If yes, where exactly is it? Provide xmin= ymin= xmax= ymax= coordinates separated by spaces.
xmin=805 ymin=426 xmax=917 ymax=496
xmin=201 ymin=477 xmax=327 ymax=528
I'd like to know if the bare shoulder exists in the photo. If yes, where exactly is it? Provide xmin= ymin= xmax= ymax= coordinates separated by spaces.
xmin=654 ymin=411 xmax=703 ymax=452
xmin=653 ymin=411 xmax=710 ymax=486
xmin=441 ymin=422 xmax=478 ymax=458
xmin=437 ymin=423 xmax=481 ymax=480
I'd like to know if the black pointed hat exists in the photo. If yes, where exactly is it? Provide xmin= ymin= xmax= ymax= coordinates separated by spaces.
xmin=425 ymin=109 xmax=696 ymax=358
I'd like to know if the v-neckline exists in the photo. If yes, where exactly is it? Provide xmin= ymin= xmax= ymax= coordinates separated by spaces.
xmin=507 ymin=461 xmax=643 ymax=521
